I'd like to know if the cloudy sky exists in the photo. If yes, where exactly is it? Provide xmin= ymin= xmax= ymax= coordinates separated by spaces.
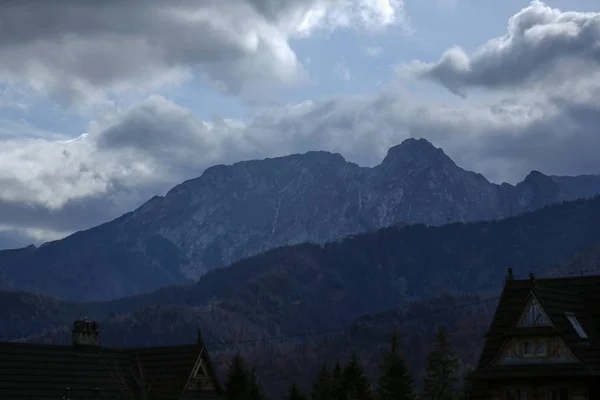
xmin=0 ymin=0 xmax=599 ymax=249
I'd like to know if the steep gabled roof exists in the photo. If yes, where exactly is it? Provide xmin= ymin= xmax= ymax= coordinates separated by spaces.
xmin=476 ymin=275 xmax=600 ymax=372
xmin=0 ymin=340 xmax=224 ymax=400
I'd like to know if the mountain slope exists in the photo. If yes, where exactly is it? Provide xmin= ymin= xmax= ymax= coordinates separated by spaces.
xmin=5 ymin=195 xmax=600 ymax=345
xmin=2 ymin=138 xmax=600 ymax=301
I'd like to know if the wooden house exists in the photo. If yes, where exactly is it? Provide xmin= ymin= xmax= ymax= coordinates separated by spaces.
xmin=0 ymin=319 xmax=226 ymax=400
xmin=467 ymin=269 xmax=600 ymax=400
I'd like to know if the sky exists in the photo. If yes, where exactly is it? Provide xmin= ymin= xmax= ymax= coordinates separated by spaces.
xmin=1 ymin=0 xmax=600 ymax=249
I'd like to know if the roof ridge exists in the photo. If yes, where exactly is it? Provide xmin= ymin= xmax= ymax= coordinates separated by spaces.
xmin=530 ymin=275 xmax=600 ymax=282
xmin=533 ymin=287 xmax=580 ymax=296
xmin=0 ymin=341 xmax=202 ymax=353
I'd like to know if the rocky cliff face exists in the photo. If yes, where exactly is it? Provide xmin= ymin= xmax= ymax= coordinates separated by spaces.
xmin=1 ymin=138 xmax=599 ymax=301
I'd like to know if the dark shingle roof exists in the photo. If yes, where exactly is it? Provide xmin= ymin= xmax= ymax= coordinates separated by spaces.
xmin=473 ymin=275 xmax=600 ymax=378
xmin=0 ymin=340 xmax=224 ymax=400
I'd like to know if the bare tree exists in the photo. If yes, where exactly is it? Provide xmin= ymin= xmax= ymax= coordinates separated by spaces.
xmin=107 ymin=354 xmax=152 ymax=400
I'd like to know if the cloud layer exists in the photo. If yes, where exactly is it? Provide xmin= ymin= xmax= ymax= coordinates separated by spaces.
xmin=3 ymin=76 xmax=599 ymax=248
xmin=0 ymin=0 xmax=405 ymax=105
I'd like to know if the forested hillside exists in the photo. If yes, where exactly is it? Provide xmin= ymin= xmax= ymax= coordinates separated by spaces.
xmin=5 ymin=196 xmax=600 ymax=342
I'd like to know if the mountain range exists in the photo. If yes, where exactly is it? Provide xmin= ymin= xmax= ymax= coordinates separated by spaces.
xmin=2 ymin=137 xmax=600 ymax=301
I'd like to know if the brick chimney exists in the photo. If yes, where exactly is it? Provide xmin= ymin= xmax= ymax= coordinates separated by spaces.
xmin=72 ymin=318 xmax=100 ymax=346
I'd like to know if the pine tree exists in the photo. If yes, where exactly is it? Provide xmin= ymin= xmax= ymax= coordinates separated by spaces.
xmin=456 ymin=363 xmax=474 ymax=400
xmin=286 ymin=382 xmax=308 ymax=400
xmin=421 ymin=326 xmax=460 ymax=400
xmin=332 ymin=361 xmax=345 ymax=400
xmin=311 ymin=363 xmax=332 ymax=400
xmin=225 ymin=353 xmax=249 ymax=400
xmin=343 ymin=352 xmax=372 ymax=400
xmin=376 ymin=327 xmax=415 ymax=400
xmin=246 ymin=368 xmax=266 ymax=400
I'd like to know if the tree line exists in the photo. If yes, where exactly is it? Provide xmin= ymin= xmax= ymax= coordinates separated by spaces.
xmin=224 ymin=325 xmax=472 ymax=400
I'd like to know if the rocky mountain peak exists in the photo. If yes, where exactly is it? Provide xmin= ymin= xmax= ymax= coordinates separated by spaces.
xmin=516 ymin=170 xmax=563 ymax=209
xmin=522 ymin=170 xmax=560 ymax=193
xmin=378 ymin=137 xmax=456 ymax=173
xmin=524 ymin=170 xmax=550 ymax=183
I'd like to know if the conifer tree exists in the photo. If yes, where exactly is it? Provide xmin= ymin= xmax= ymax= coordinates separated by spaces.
xmin=311 ymin=363 xmax=332 ymax=400
xmin=343 ymin=352 xmax=372 ymax=400
xmin=421 ymin=326 xmax=460 ymax=400
xmin=376 ymin=326 xmax=415 ymax=400
xmin=286 ymin=382 xmax=308 ymax=400
xmin=246 ymin=367 xmax=266 ymax=400
xmin=456 ymin=363 xmax=474 ymax=400
xmin=225 ymin=353 xmax=249 ymax=400
xmin=332 ymin=361 xmax=345 ymax=400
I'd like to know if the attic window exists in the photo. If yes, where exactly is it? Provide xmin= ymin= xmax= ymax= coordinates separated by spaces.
xmin=523 ymin=340 xmax=547 ymax=357
xmin=518 ymin=298 xmax=550 ymax=326
xmin=565 ymin=312 xmax=588 ymax=339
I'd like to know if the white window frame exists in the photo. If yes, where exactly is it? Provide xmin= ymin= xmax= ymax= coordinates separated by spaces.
xmin=565 ymin=312 xmax=588 ymax=339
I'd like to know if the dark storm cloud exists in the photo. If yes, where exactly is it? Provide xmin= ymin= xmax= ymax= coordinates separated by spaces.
xmin=0 ymin=0 xmax=298 ymax=103
xmin=0 ymin=0 xmax=402 ymax=103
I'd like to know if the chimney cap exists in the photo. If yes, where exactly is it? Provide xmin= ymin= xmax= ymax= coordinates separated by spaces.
xmin=72 ymin=318 xmax=100 ymax=346
xmin=507 ymin=268 xmax=514 ymax=281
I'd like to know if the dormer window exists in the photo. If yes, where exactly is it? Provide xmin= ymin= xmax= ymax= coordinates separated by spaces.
xmin=518 ymin=298 xmax=550 ymax=327
xmin=565 ymin=312 xmax=588 ymax=339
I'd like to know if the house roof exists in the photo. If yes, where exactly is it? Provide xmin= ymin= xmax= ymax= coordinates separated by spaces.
xmin=473 ymin=274 xmax=600 ymax=378
xmin=0 ymin=339 xmax=224 ymax=400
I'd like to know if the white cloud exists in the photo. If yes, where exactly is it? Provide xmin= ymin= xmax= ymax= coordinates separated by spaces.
xmin=404 ymin=1 xmax=600 ymax=96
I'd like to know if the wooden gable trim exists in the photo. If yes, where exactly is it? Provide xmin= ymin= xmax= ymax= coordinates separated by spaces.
xmin=181 ymin=348 xmax=220 ymax=396
xmin=490 ymin=336 xmax=582 ymax=366
xmin=516 ymin=292 xmax=554 ymax=328
xmin=182 ymin=349 xmax=206 ymax=395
